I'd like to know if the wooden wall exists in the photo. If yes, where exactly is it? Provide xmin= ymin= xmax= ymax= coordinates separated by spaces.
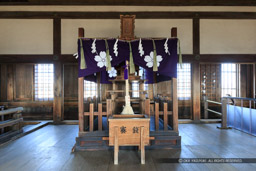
xmin=0 ymin=63 xmax=53 ymax=120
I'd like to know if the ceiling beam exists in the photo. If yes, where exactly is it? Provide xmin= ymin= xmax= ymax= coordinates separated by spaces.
xmin=1 ymin=11 xmax=256 ymax=19
xmin=1 ymin=0 xmax=256 ymax=6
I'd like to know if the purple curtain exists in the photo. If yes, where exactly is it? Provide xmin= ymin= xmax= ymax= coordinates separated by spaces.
xmin=78 ymin=38 xmax=178 ymax=84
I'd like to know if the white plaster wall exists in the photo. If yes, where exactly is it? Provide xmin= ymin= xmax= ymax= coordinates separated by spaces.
xmin=61 ymin=19 xmax=120 ymax=54
xmin=136 ymin=19 xmax=192 ymax=54
xmin=200 ymin=20 xmax=256 ymax=54
xmin=61 ymin=19 xmax=192 ymax=54
xmin=0 ymin=19 xmax=53 ymax=54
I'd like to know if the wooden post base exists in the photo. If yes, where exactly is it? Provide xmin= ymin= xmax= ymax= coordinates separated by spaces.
xmin=113 ymin=126 xmax=145 ymax=165
xmin=114 ymin=127 xmax=119 ymax=165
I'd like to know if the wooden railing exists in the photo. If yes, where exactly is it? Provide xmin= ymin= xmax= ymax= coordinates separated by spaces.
xmin=204 ymin=96 xmax=222 ymax=119
xmin=204 ymin=96 xmax=256 ymax=131
xmin=0 ymin=107 xmax=23 ymax=143
xmin=81 ymin=98 xmax=175 ymax=133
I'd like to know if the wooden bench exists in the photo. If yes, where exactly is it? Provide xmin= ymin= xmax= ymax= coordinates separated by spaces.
xmin=107 ymin=114 xmax=153 ymax=164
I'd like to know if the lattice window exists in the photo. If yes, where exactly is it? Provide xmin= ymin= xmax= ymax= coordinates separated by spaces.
xmin=221 ymin=64 xmax=238 ymax=97
xmin=200 ymin=64 xmax=221 ymax=101
xmin=34 ymin=64 xmax=54 ymax=101
xmin=177 ymin=63 xmax=191 ymax=99
xmin=84 ymin=80 xmax=98 ymax=98
xmin=131 ymin=81 xmax=139 ymax=98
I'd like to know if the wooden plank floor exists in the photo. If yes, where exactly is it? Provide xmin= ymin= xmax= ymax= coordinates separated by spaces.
xmin=1 ymin=124 xmax=256 ymax=171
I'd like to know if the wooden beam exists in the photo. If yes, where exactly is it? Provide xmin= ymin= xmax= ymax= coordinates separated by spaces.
xmin=1 ymin=54 xmax=255 ymax=63
xmin=193 ymin=18 xmax=200 ymax=55
xmin=1 ymin=0 xmax=256 ymax=6
xmin=1 ymin=11 xmax=256 ymax=19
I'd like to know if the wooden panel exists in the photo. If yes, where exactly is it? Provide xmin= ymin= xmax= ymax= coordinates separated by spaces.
xmin=14 ymin=64 xmax=33 ymax=101
xmin=7 ymin=64 xmax=14 ymax=101
xmin=64 ymin=64 xmax=78 ymax=101
xmin=108 ymin=118 xmax=150 ymax=146
xmin=120 ymin=15 xmax=135 ymax=40
xmin=0 ymin=64 xmax=7 ymax=101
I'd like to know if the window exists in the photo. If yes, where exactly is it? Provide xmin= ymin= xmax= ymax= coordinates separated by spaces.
xmin=34 ymin=64 xmax=54 ymax=101
xmin=84 ymin=80 xmax=98 ymax=98
xmin=221 ymin=64 xmax=237 ymax=97
xmin=177 ymin=63 xmax=191 ymax=99
xmin=138 ymin=67 xmax=148 ymax=97
xmin=131 ymin=81 xmax=139 ymax=98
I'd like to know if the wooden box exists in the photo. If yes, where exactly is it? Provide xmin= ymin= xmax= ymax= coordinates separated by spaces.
xmin=108 ymin=114 xmax=150 ymax=146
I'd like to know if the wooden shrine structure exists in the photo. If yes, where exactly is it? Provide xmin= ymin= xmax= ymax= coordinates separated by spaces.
xmin=74 ymin=15 xmax=181 ymax=152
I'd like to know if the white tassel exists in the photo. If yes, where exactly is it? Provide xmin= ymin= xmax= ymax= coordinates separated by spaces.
xmin=164 ymin=38 xmax=170 ymax=55
xmin=113 ymin=39 xmax=118 ymax=57
xmin=91 ymin=39 xmax=97 ymax=54
xmin=73 ymin=52 xmax=78 ymax=59
xmin=138 ymin=38 xmax=144 ymax=57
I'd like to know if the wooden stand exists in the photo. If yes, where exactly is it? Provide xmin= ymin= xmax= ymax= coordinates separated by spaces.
xmin=108 ymin=114 xmax=152 ymax=164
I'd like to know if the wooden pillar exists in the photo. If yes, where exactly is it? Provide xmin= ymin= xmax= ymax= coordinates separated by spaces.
xmin=253 ymin=64 xmax=256 ymax=108
xmin=172 ymin=78 xmax=178 ymax=132
xmin=204 ymin=96 xmax=208 ymax=119
xmin=78 ymin=28 xmax=85 ymax=133
xmin=220 ymin=98 xmax=228 ymax=128
xmin=53 ymin=62 xmax=64 ymax=122
xmin=89 ymin=103 xmax=94 ymax=132
xmin=53 ymin=18 xmax=64 ymax=123
xmin=140 ymin=126 xmax=145 ymax=164
xmin=98 ymin=103 xmax=102 ymax=131
xmin=192 ymin=62 xmax=200 ymax=122
xmin=170 ymin=28 xmax=179 ymax=132
xmin=114 ymin=126 xmax=119 ymax=165
xmin=155 ymin=103 xmax=159 ymax=131
xmin=192 ymin=18 xmax=201 ymax=122
xmin=78 ymin=77 xmax=84 ymax=133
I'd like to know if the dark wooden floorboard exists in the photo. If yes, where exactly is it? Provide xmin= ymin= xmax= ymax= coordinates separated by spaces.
xmin=0 ymin=124 xmax=256 ymax=171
